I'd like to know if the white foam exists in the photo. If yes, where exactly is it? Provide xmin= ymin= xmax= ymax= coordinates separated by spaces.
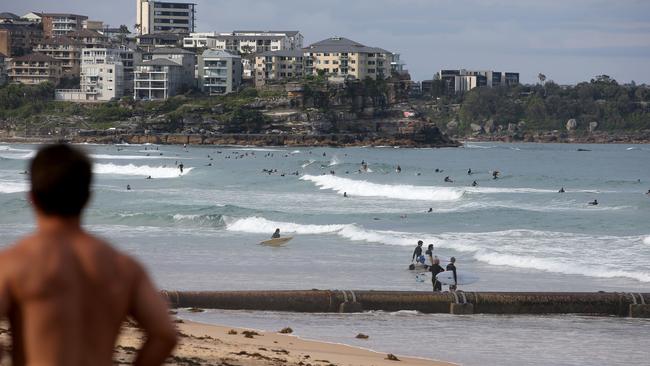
xmin=91 ymin=154 xmax=175 ymax=160
xmin=301 ymin=175 xmax=464 ymax=201
xmin=225 ymin=216 xmax=347 ymax=235
xmin=93 ymin=163 xmax=193 ymax=178
xmin=0 ymin=180 xmax=28 ymax=194
xmin=301 ymin=159 xmax=316 ymax=168
xmin=328 ymin=156 xmax=342 ymax=166
xmin=225 ymin=216 xmax=650 ymax=282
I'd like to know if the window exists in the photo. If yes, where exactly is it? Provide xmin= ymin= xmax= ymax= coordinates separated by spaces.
xmin=324 ymin=53 xmax=330 ymax=56
xmin=324 ymin=60 xmax=329 ymax=64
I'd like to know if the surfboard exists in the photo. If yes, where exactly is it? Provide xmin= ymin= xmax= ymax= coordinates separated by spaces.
xmin=260 ymin=237 xmax=293 ymax=247
xmin=435 ymin=271 xmax=479 ymax=285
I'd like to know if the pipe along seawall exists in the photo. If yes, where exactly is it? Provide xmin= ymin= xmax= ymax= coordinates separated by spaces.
xmin=162 ymin=291 xmax=650 ymax=318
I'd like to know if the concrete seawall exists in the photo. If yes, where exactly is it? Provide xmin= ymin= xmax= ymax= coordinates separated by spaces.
xmin=162 ymin=290 xmax=650 ymax=318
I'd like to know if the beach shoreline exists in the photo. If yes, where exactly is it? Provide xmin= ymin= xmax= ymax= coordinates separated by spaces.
xmin=113 ymin=318 xmax=456 ymax=366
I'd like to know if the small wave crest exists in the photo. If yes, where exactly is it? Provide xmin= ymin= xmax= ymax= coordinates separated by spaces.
xmin=0 ymin=180 xmax=28 ymax=194
xmin=301 ymin=175 xmax=464 ymax=201
xmin=94 ymin=163 xmax=193 ymax=178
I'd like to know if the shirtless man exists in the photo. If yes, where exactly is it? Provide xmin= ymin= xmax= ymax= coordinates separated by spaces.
xmin=0 ymin=144 xmax=177 ymax=366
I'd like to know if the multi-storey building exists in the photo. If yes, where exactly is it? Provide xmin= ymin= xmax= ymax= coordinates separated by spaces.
xmin=117 ymin=46 xmax=142 ymax=95
xmin=56 ymin=47 xmax=138 ymax=102
xmin=143 ymin=47 xmax=195 ymax=88
xmin=68 ymin=29 xmax=108 ymax=49
xmin=213 ymin=31 xmax=303 ymax=54
xmin=303 ymin=37 xmax=391 ymax=81
xmin=182 ymin=32 xmax=218 ymax=52
xmin=136 ymin=0 xmax=196 ymax=35
xmin=437 ymin=69 xmax=520 ymax=93
xmin=133 ymin=58 xmax=184 ymax=100
xmin=0 ymin=23 xmax=43 ymax=57
xmin=197 ymin=49 xmax=241 ymax=95
xmin=33 ymin=37 xmax=83 ymax=76
xmin=136 ymin=32 xmax=183 ymax=51
xmin=41 ymin=13 xmax=88 ymax=37
xmin=8 ymin=53 xmax=63 ymax=85
xmin=254 ymin=50 xmax=304 ymax=86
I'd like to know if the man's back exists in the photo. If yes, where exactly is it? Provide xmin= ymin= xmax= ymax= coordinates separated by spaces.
xmin=0 ymin=228 xmax=174 ymax=366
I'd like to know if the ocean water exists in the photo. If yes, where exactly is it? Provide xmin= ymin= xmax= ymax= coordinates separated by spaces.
xmin=1 ymin=142 xmax=649 ymax=365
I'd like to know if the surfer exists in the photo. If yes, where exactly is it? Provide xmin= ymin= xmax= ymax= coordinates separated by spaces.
xmin=397 ymin=165 xmax=402 ymax=173
xmin=446 ymin=257 xmax=458 ymax=291
xmin=430 ymin=257 xmax=445 ymax=292
xmin=343 ymin=192 xmax=348 ymax=198
xmin=272 ymin=228 xmax=281 ymax=239
xmin=444 ymin=176 xmax=453 ymax=183
xmin=411 ymin=241 xmax=424 ymax=262
xmin=589 ymin=199 xmax=598 ymax=206
xmin=559 ymin=187 xmax=565 ymax=193
xmin=492 ymin=171 xmax=499 ymax=179
xmin=178 ymin=163 xmax=184 ymax=174
xmin=126 ymin=184 xmax=131 ymax=191
xmin=467 ymin=168 xmax=472 ymax=175
xmin=646 ymin=189 xmax=650 ymax=195
xmin=471 ymin=180 xmax=478 ymax=187
xmin=425 ymin=244 xmax=434 ymax=260
xmin=428 ymin=208 xmax=433 ymax=213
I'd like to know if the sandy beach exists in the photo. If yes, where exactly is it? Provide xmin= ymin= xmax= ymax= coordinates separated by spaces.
xmin=112 ymin=318 xmax=455 ymax=366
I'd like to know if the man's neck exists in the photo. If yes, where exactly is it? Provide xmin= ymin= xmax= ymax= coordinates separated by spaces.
xmin=36 ymin=215 xmax=82 ymax=234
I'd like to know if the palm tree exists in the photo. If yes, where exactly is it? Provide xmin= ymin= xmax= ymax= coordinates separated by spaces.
xmin=538 ymin=73 xmax=547 ymax=96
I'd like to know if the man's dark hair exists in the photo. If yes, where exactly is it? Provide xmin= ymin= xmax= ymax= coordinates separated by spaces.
xmin=30 ymin=144 xmax=92 ymax=217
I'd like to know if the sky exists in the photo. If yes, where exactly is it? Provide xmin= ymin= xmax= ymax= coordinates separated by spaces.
xmin=4 ymin=0 xmax=650 ymax=84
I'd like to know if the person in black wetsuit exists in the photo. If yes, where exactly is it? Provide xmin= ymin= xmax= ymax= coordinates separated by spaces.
xmin=430 ymin=257 xmax=445 ymax=292
xmin=272 ymin=228 xmax=281 ymax=239
xmin=589 ymin=199 xmax=598 ymax=206
xmin=412 ymin=241 xmax=424 ymax=262
xmin=178 ymin=163 xmax=184 ymax=174
xmin=446 ymin=257 xmax=458 ymax=291
xmin=559 ymin=187 xmax=565 ymax=193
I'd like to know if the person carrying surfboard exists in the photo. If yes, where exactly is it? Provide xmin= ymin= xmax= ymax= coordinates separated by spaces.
xmin=446 ymin=257 xmax=458 ymax=291
xmin=272 ymin=228 xmax=281 ymax=239
xmin=411 ymin=241 xmax=424 ymax=262
xmin=430 ymin=257 xmax=445 ymax=292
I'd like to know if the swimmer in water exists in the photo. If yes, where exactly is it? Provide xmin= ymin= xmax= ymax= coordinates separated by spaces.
xmin=589 ymin=199 xmax=598 ymax=206
xmin=559 ymin=187 xmax=565 ymax=193
xmin=471 ymin=180 xmax=478 ymax=187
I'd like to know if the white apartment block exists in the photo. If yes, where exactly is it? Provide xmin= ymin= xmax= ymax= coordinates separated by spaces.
xmin=213 ymin=31 xmax=303 ymax=54
xmin=437 ymin=69 xmax=520 ymax=93
xmin=133 ymin=58 xmax=184 ymax=100
xmin=55 ymin=48 xmax=125 ymax=102
xmin=254 ymin=50 xmax=304 ymax=86
xmin=183 ymin=32 xmax=218 ymax=50
xmin=144 ymin=47 xmax=195 ymax=89
xmin=136 ymin=0 xmax=195 ymax=35
xmin=198 ymin=49 xmax=242 ymax=95
xmin=304 ymin=37 xmax=392 ymax=81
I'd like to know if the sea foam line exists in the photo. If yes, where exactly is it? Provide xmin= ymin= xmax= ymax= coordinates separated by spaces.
xmin=93 ymin=163 xmax=193 ymax=178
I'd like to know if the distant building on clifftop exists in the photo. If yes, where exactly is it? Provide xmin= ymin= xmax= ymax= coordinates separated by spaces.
xmin=136 ymin=0 xmax=196 ymax=35
xmin=436 ymin=69 xmax=519 ymax=94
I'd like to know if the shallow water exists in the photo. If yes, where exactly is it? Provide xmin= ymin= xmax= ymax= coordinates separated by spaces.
xmin=1 ymin=142 xmax=649 ymax=365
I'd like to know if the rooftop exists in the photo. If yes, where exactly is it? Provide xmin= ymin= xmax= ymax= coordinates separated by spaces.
xmin=11 ymin=52 xmax=60 ymax=63
xmin=149 ymin=47 xmax=194 ymax=55
xmin=202 ymin=49 xmax=240 ymax=59
xmin=233 ymin=30 xmax=300 ymax=37
xmin=41 ymin=13 xmax=88 ymax=19
xmin=0 ymin=12 xmax=21 ymax=20
xmin=68 ymin=28 xmax=106 ymax=38
xmin=215 ymin=34 xmax=286 ymax=41
xmin=140 ymin=58 xmax=182 ymax=67
xmin=36 ymin=36 xmax=83 ymax=47
xmin=258 ymin=49 xmax=304 ymax=58
xmin=305 ymin=37 xmax=390 ymax=54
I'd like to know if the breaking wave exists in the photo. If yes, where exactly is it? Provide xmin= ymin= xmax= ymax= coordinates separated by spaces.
xmin=0 ymin=180 xmax=28 ymax=194
xmin=224 ymin=216 xmax=650 ymax=282
xmin=94 ymin=163 xmax=193 ymax=178
xmin=301 ymin=175 xmax=464 ymax=201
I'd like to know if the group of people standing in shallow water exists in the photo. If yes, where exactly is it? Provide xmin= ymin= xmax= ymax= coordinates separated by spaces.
xmin=411 ymin=241 xmax=457 ymax=292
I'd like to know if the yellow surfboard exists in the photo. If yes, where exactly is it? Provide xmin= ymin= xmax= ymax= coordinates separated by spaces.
xmin=260 ymin=237 xmax=293 ymax=247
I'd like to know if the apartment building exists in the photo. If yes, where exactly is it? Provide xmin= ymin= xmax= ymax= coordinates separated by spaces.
xmin=303 ymin=37 xmax=391 ymax=80
xmin=144 ymin=47 xmax=195 ymax=88
xmin=41 ymin=13 xmax=88 ymax=37
xmin=0 ymin=23 xmax=43 ymax=57
xmin=198 ymin=49 xmax=242 ymax=95
xmin=136 ymin=32 xmax=183 ymax=51
xmin=254 ymin=49 xmax=304 ymax=86
xmin=133 ymin=58 xmax=184 ymax=100
xmin=437 ymin=69 xmax=520 ymax=93
xmin=56 ymin=48 xmax=125 ymax=102
xmin=213 ymin=31 xmax=303 ymax=54
xmin=136 ymin=0 xmax=196 ymax=35
xmin=8 ymin=53 xmax=62 ymax=85
xmin=117 ymin=47 xmax=142 ymax=95
xmin=182 ymin=32 xmax=218 ymax=52
xmin=33 ymin=37 xmax=83 ymax=76
xmin=68 ymin=29 xmax=109 ymax=49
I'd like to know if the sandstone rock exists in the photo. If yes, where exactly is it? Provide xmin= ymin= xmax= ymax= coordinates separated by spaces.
xmin=566 ymin=119 xmax=578 ymax=131
xmin=589 ymin=121 xmax=598 ymax=132
xmin=484 ymin=119 xmax=495 ymax=133
xmin=517 ymin=121 xmax=526 ymax=129
xmin=507 ymin=123 xmax=517 ymax=133
xmin=470 ymin=123 xmax=483 ymax=133
xmin=446 ymin=120 xmax=458 ymax=131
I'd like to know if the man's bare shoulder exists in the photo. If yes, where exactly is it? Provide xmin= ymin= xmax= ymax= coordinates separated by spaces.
xmin=81 ymin=233 xmax=147 ymax=277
